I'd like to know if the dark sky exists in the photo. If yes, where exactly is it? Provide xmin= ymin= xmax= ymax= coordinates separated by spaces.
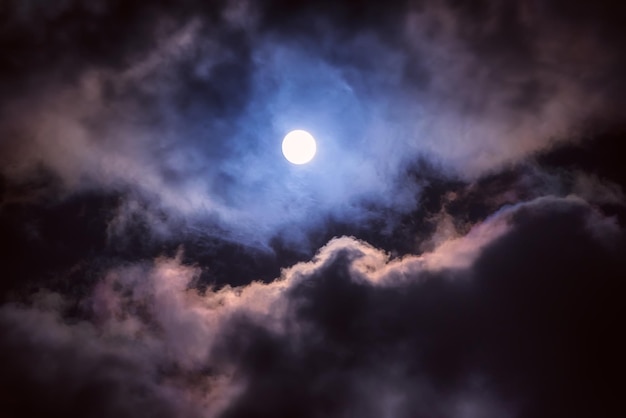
xmin=1 ymin=1 xmax=625 ymax=417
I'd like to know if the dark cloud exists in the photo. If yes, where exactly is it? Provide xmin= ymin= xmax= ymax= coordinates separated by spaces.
xmin=1 ymin=196 xmax=623 ymax=417
xmin=0 ymin=306 xmax=182 ymax=418
xmin=1 ymin=1 xmax=626 ymax=417
xmin=215 ymin=197 xmax=625 ymax=417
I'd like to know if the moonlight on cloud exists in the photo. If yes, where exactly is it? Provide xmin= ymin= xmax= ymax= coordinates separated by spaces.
xmin=0 ymin=1 xmax=625 ymax=418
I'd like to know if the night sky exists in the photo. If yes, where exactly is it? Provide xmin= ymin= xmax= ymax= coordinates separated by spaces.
xmin=1 ymin=1 xmax=625 ymax=417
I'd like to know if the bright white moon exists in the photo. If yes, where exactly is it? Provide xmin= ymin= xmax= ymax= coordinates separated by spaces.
xmin=282 ymin=130 xmax=317 ymax=165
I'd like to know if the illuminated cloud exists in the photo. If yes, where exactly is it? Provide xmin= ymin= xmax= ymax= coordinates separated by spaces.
xmin=1 ymin=2 xmax=625 ymax=417
xmin=1 ymin=1 xmax=625 ymax=246
xmin=1 ymin=195 xmax=623 ymax=417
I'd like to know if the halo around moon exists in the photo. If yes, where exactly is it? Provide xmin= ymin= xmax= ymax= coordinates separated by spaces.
xmin=282 ymin=130 xmax=317 ymax=165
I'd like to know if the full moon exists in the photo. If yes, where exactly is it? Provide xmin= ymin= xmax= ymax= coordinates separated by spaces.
xmin=282 ymin=130 xmax=317 ymax=165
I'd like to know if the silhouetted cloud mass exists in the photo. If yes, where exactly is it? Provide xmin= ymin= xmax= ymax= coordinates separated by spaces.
xmin=1 ymin=1 xmax=625 ymax=417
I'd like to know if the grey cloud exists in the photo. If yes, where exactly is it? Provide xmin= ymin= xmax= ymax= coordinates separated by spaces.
xmin=2 ymin=3 xmax=625 ymax=417
xmin=0 ymin=305 xmax=185 ymax=418
xmin=1 ymin=194 xmax=623 ymax=417
xmin=216 ymin=196 xmax=625 ymax=418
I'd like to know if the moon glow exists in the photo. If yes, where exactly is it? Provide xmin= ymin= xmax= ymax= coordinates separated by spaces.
xmin=282 ymin=130 xmax=317 ymax=165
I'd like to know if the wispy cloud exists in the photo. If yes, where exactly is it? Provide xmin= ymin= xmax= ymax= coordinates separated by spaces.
xmin=1 ymin=1 xmax=624 ymax=247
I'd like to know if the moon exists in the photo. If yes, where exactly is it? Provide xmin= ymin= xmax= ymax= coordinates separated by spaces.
xmin=282 ymin=130 xmax=317 ymax=165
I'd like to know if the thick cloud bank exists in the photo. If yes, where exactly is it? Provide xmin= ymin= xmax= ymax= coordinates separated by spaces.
xmin=1 ymin=196 xmax=623 ymax=417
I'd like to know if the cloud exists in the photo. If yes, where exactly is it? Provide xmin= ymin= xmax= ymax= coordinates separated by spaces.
xmin=2 ymin=0 xmax=626 ymax=247
xmin=1 ymin=194 xmax=623 ymax=417
xmin=1 ymin=2 xmax=624 ymax=417
xmin=0 ymin=303 xmax=186 ymax=418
